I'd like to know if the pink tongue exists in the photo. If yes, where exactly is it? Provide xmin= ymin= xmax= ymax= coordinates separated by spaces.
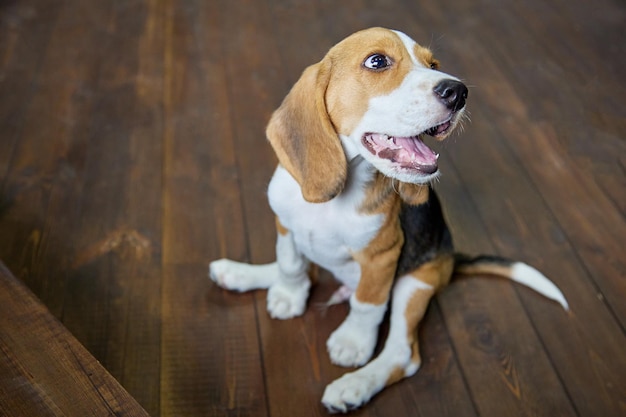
xmin=394 ymin=136 xmax=438 ymax=165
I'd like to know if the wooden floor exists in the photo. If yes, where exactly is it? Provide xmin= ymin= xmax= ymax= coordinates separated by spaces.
xmin=1 ymin=0 xmax=624 ymax=416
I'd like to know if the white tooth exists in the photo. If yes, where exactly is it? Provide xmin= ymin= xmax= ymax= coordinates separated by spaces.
xmin=435 ymin=153 xmax=440 ymax=160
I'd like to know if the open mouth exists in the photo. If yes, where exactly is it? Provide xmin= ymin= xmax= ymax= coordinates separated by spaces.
xmin=362 ymin=119 xmax=452 ymax=175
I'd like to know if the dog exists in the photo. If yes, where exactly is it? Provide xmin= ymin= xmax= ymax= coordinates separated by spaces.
xmin=209 ymin=27 xmax=568 ymax=413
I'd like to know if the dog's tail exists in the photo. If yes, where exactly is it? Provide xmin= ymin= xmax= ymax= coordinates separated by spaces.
xmin=453 ymin=254 xmax=569 ymax=310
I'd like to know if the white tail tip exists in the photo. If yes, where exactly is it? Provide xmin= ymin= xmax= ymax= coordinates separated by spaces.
xmin=511 ymin=263 xmax=569 ymax=310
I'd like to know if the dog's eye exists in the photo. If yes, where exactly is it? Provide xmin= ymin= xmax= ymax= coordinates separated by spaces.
xmin=363 ymin=54 xmax=392 ymax=70
xmin=429 ymin=60 xmax=440 ymax=70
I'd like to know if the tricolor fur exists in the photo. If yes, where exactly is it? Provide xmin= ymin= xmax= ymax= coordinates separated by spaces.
xmin=209 ymin=27 xmax=568 ymax=413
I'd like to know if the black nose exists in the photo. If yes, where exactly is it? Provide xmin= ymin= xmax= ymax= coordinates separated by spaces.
xmin=433 ymin=79 xmax=468 ymax=111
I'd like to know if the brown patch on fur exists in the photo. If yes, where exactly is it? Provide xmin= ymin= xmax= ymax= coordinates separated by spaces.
xmin=353 ymin=231 xmax=403 ymax=304
xmin=352 ymin=222 xmax=403 ymax=305
xmin=413 ymin=43 xmax=440 ymax=69
xmin=359 ymin=172 xmax=399 ymax=215
xmin=308 ymin=263 xmax=320 ymax=285
xmin=359 ymin=173 xmax=430 ymax=214
xmin=353 ymin=183 xmax=403 ymax=305
xmin=410 ymin=338 xmax=422 ymax=365
xmin=413 ymin=254 xmax=455 ymax=289
xmin=386 ymin=366 xmax=406 ymax=386
xmin=275 ymin=217 xmax=289 ymax=236
xmin=397 ymin=182 xmax=429 ymax=206
xmin=455 ymin=262 xmax=512 ymax=277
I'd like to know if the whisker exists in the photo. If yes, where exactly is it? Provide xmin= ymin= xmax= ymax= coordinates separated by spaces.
xmin=391 ymin=178 xmax=400 ymax=195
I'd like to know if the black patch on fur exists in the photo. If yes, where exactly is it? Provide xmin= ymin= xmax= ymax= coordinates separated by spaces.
xmin=395 ymin=188 xmax=454 ymax=277
xmin=453 ymin=253 xmax=513 ymax=267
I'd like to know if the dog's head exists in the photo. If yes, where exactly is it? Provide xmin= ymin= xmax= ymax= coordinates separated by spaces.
xmin=267 ymin=27 xmax=468 ymax=203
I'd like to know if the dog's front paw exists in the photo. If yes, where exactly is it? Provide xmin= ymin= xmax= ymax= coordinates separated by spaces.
xmin=209 ymin=259 xmax=279 ymax=292
xmin=322 ymin=370 xmax=381 ymax=413
xmin=209 ymin=259 xmax=249 ymax=291
xmin=266 ymin=280 xmax=311 ymax=319
xmin=326 ymin=321 xmax=377 ymax=367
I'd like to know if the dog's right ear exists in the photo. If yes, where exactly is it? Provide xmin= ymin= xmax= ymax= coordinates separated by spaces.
xmin=266 ymin=59 xmax=347 ymax=203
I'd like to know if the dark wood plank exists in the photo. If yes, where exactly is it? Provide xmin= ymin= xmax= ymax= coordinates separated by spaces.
xmin=160 ymin=0 xmax=267 ymax=415
xmin=0 ymin=1 xmax=166 ymax=414
xmin=25 ymin=2 xmax=166 ymax=414
xmin=0 ymin=0 xmax=98 ymax=304
xmin=0 ymin=0 xmax=62 ymax=186
xmin=0 ymin=262 xmax=150 ymax=417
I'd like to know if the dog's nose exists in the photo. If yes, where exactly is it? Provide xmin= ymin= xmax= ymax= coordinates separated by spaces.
xmin=433 ymin=79 xmax=468 ymax=111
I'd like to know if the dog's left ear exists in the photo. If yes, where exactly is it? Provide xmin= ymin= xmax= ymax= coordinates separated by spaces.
xmin=266 ymin=59 xmax=347 ymax=203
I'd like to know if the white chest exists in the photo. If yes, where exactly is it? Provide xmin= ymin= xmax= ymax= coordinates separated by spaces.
xmin=267 ymin=161 xmax=384 ymax=278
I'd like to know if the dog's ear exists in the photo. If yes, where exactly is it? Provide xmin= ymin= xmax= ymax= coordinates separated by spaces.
xmin=266 ymin=59 xmax=347 ymax=203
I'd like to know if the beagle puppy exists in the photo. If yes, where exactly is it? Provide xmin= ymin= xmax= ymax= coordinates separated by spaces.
xmin=209 ymin=27 xmax=568 ymax=413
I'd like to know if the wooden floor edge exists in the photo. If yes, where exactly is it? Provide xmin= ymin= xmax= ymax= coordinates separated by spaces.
xmin=0 ymin=261 xmax=152 ymax=417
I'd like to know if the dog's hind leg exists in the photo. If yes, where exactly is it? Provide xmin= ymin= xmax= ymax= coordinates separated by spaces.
xmin=322 ymin=256 xmax=451 ymax=412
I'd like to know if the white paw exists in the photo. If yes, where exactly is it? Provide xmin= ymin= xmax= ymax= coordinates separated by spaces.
xmin=322 ymin=371 xmax=381 ymax=413
xmin=326 ymin=321 xmax=377 ymax=367
xmin=266 ymin=280 xmax=310 ymax=319
xmin=209 ymin=259 xmax=247 ymax=291
xmin=209 ymin=259 xmax=278 ymax=292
